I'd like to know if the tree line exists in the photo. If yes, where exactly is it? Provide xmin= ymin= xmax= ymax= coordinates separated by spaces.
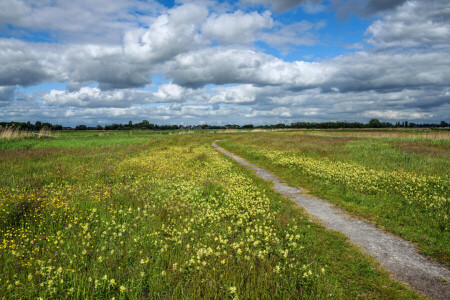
xmin=1 ymin=119 xmax=448 ymax=131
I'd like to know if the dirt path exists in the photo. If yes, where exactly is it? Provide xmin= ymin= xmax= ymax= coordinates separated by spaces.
xmin=212 ymin=142 xmax=450 ymax=299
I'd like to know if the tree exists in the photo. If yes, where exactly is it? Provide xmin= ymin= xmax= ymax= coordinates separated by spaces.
xmin=75 ymin=125 xmax=87 ymax=130
xmin=368 ymin=119 xmax=382 ymax=128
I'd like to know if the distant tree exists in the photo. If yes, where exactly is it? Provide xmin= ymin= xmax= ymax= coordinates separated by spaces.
xmin=368 ymin=119 xmax=382 ymax=128
xmin=75 ymin=125 xmax=87 ymax=130
xmin=35 ymin=121 xmax=43 ymax=130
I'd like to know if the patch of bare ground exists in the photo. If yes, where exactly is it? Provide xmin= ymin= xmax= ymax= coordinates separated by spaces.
xmin=395 ymin=141 xmax=450 ymax=156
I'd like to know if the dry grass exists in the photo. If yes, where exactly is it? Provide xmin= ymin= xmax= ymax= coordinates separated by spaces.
xmin=37 ymin=127 xmax=51 ymax=138
xmin=0 ymin=126 xmax=32 ymax=139
xmin=0 ymin=126 xmax=52 ymax=139
xmin=303 ymin=129 xmax=450 ymax=140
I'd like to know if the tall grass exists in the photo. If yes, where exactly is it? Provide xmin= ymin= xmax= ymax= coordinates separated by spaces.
xmin=0 ymin=126 xmax=32 ymax=139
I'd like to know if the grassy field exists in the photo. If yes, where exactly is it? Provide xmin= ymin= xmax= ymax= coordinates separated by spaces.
xmin=219 ymin=129 xmax=449 ymax=266
xmin=0 ymin=131 xmax=421 ymax=299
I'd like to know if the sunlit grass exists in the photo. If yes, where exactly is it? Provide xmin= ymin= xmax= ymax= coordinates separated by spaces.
xmin=219 ymin=131 xmax=449 ymax=265
xmin=0 ymin=134 xmax=418 ymax=298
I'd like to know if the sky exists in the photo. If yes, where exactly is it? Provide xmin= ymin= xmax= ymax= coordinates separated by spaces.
xmin=0 ymin=0 xmax=449 ymax=126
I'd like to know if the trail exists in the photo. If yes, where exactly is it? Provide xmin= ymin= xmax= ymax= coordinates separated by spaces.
xmin=212 ymin=142 xmax=450 ymax=299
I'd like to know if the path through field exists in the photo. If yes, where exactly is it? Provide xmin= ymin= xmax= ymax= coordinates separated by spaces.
xmin=212 ymin=142 xmax=450 ymax=299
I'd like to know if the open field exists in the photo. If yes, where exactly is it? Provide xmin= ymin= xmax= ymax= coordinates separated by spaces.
xmin=0 ymin=131 xmax=424 ymax=299
xmin=219 ymin=129 xmax=450 ymax=266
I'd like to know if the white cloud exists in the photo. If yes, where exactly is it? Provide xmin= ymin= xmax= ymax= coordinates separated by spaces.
xmin=203 ymin=10 xmax=273 ymax=44
xmin=124 ymin=3 xmax=208 ymax=62
xmin=366 ymin=0 xmax=450 ymax=49
xmin=0 ymin=0 xmax=164 ymax=43
xmin=209 ymin=84 xmax=262 ymax=104
xmin=41 ymin=87 xmax=152 ymax=108
xmin=362 ymin=110 xmax=434 ymax=120
xmin=165 ymin=47 xmax=334 ymax=88
xmin=0 ymin=0 xmax=449 ymax=125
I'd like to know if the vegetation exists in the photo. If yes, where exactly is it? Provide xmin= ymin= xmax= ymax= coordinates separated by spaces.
xmin=1 ymin=118 xmax=449 ymax=132
xmin=218 ymin=130 xmax=450 ymax=265
xmin=0 ymin=132 xmax=419 ymax=299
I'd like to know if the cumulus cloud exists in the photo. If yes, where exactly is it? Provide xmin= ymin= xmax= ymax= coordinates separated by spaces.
xmin=0 ymin=39 xmax=63 ymax=86
xmin=165 ymin=47 xmax=333 ymax=88
xmin=203 ymin=10 xmax=273 ymax=44
xmin=324 ymin=51 xmax=450 ymax=93
xmin=0 ymin=0 xmax=449 ymax=125
xmin=366 ymin=0 xmax=450 ymax=49
xmin=362 ymin=110 xmax=434 ymax=120
xmin=0 ymin=0 xmax=164 ymax=43
xmin=40 ymin=83 xmax=197 ymax=108
xmin=123 ymin=3 xmax=208 ymax=63
xmin=41 ymin=87 xmax=151 ymax=108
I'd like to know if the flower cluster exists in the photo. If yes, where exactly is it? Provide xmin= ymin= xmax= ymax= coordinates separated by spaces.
xmin=250 ymin=149 xmax=449 ymax=226
xmin=1 ymin=143 xmax=322 ymax=298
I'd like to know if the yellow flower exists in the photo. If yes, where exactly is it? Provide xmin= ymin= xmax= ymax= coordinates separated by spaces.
xmin=120 ymin=285 xmax=127 ymax=293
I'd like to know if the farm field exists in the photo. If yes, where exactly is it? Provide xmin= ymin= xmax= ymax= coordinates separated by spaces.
xmin=0 ymin=131 xmax=422 ymax=299
xmin=219 ymin=129 xmax=450 ymax=266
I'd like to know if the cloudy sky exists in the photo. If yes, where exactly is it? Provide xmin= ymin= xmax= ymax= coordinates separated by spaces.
xmin=0 ymin=0 xmax=449 ymax=126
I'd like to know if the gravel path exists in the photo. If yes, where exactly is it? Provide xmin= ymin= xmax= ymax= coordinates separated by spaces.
xmin=212 ymin=142 xmax=450 ymax=299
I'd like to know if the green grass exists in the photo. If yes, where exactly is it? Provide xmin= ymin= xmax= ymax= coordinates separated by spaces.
xmin=0 ymin=133 xmax=418 ymax=299
xmin=218 ymin=130 xmax=449 ymax=265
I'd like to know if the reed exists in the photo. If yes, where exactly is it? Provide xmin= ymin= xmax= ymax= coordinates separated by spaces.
xmin=0 ymin=126 xmax=32 ymax=139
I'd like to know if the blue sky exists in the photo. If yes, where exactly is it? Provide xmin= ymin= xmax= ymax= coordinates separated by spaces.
xmin=0 ymin=0 xmax=449 ymax=126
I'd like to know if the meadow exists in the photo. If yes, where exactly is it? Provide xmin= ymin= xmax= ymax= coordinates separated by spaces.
xmin=219 ymin=129 xmax=449 ymax=266
xmin=0 ymin=129 xmax=441 ymax=298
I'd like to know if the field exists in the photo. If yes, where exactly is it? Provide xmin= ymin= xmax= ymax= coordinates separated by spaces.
xmin=1 ymin=129 xmax=447 ymax=299
xmin=219 ymin=129 xmax=450 ymax=265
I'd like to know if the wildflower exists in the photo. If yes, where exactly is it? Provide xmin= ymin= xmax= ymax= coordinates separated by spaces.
xmin=229 ymin=286 xmax=237 ymax=293
xmin=110 ymin=279 xmax=116 ymax=285
xmin=120 ymin=285 xmax=127 ymax=293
